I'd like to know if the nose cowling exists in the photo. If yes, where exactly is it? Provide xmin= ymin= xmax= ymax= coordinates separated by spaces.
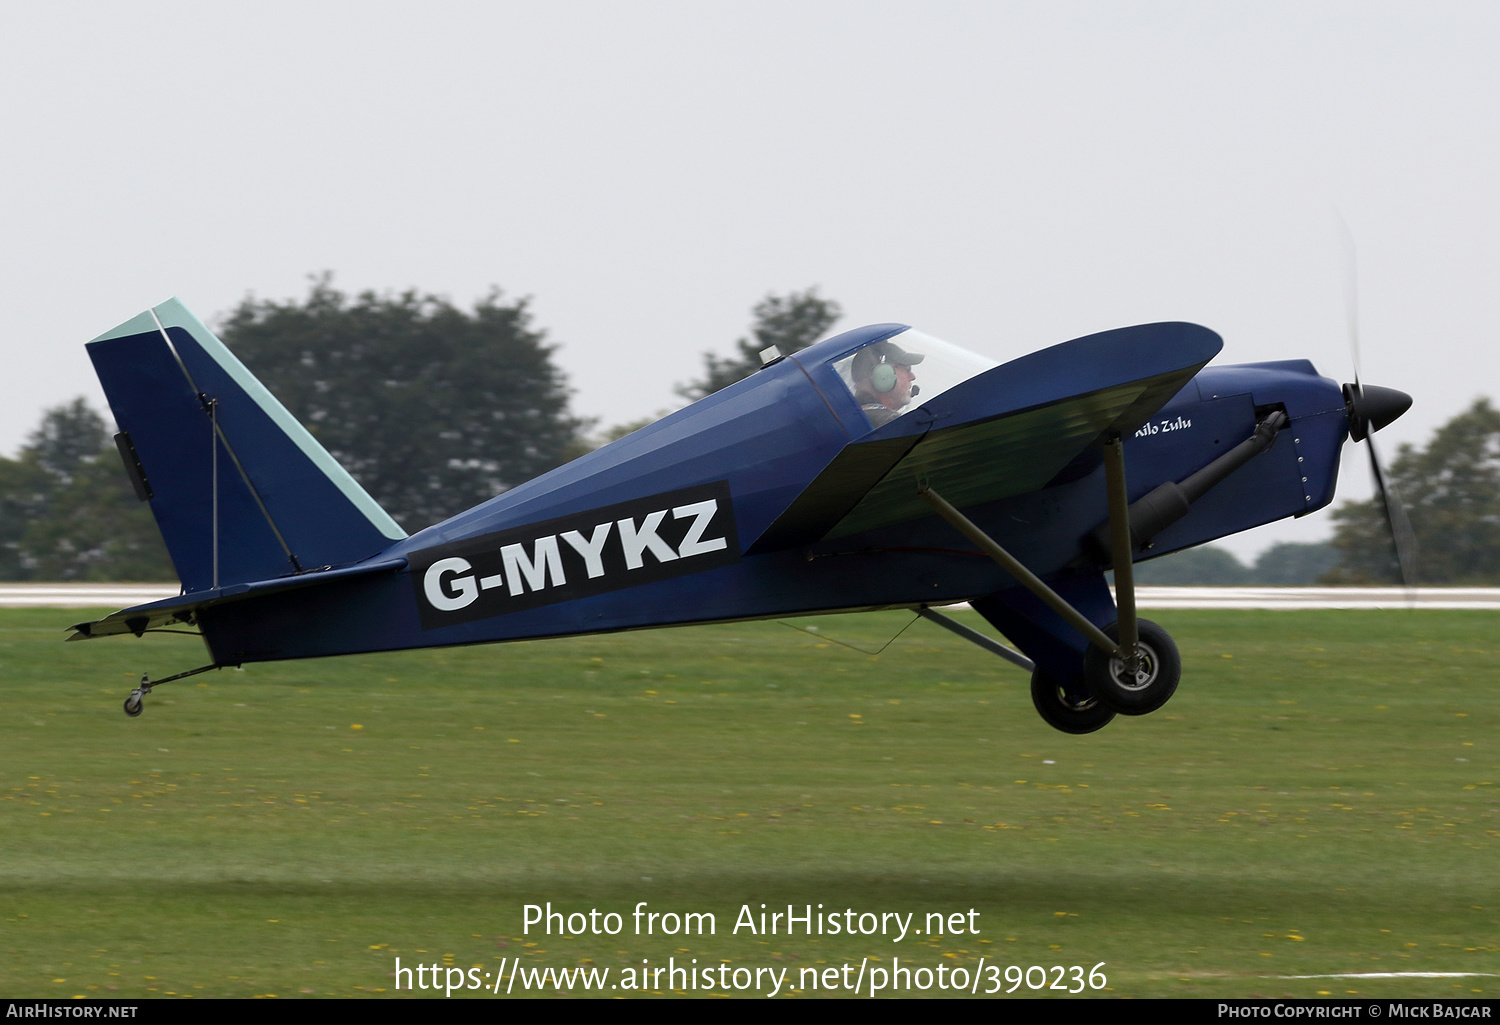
xmin=1342 ymin=383 xmax=1412 ymax=442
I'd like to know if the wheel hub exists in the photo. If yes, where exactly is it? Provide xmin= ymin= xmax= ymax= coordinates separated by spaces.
xmin=1109 ymin=644 xmax=1157 ymax=691
xmin=1057 ymin=686 xmax=1099 ymax=712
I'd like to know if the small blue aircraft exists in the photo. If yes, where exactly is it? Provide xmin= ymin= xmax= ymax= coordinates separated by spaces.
xmin=74 ymin=299 xmax=1411 ymax=733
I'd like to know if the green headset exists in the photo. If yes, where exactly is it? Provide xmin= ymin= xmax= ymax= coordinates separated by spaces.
xmin=870 ymin=357 xmax=899 ymax=393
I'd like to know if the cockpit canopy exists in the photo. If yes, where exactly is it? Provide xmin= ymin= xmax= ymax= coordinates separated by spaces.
xmin=830 ymin=328 xmax=1000 ymax=430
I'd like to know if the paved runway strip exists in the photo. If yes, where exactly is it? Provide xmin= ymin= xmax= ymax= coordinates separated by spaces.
xmin=3 ymin=583 xmax=1497 ymax=610
xmin=0 ymin=583 xmax=179 ymax=607
xmin=1129 ymin=586 xmax=1500 ymax=610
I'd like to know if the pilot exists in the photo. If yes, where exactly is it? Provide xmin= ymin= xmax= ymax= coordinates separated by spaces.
xmin=851 ymin=340 xmax=924 ymax=427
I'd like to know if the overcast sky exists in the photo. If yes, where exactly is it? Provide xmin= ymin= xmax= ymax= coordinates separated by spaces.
xmin=3 ymin=1 xmax=1495 ymax=558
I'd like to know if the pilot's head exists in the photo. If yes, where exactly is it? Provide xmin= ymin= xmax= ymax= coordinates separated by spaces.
xmin=852 ymin=340 xmax=924 ymax=411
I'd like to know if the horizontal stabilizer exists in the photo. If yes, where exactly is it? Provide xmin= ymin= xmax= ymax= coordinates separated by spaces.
xmin=67 ymin=556 xmax=407 ymax=641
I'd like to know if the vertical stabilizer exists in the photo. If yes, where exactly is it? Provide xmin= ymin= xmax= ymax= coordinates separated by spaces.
xmin=87 ymin=298 xmax=406 ymax=593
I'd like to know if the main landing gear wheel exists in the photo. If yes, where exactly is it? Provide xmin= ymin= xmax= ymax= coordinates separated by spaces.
xmin=1082 ymin=619 xmax=1180 ymax=716
xmin=1030 ymin=670 xmax=1115 ymax=735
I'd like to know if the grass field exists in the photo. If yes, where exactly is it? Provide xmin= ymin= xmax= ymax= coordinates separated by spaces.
xmin=1 ymin=605 xmax=1496 ymax=999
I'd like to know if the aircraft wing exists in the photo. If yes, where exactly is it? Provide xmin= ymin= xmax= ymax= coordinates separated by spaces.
xmin=748 ymin=322 xmax=1221 ymax=552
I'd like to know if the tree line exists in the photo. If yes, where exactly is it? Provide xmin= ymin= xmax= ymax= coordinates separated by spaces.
xmin=0 ymin=278 xmax=1492 ymax=584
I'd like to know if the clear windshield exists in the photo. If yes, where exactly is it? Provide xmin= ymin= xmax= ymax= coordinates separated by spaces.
xmin=832 ymin=329 xmax=999 ymax=430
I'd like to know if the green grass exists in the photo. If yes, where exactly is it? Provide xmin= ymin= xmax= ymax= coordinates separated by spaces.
xmin=1 ymin=607 xmax=1497 ymax=998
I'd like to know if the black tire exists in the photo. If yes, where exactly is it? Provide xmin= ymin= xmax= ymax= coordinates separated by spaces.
xmin=123 ymin=695 xmax=143 ymax=718
xmin=1030 ymin=670 xmax=1115 ymax=735
xmin=1082 ymin=619 xmax=1180 ymax=716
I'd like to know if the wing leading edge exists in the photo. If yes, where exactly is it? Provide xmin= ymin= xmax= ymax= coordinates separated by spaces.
xmin=748 ymin=322 xmax=1222 ymax=552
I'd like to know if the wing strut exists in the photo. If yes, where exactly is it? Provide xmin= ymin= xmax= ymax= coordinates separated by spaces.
xmin=917 ymin=607 xmax=1035 ymax=672
xmin=916 ymin=434 xmax=1141 ymax=668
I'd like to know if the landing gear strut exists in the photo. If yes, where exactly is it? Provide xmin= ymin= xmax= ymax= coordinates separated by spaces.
xmin=120 ymin=663 xmax=221 ymax=717
xmin=917 ymin=433 xmax=1182 ymax=727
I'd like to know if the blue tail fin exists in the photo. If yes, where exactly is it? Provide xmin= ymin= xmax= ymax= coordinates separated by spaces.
xmin=87 ymin=298 xmax=407 ymax=593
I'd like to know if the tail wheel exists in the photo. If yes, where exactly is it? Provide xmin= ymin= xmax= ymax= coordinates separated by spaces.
xmin=1030 ymin=670 xmax=1115 ymax=734
xmin=1082 ymin=619 xmax=1180 ymax=716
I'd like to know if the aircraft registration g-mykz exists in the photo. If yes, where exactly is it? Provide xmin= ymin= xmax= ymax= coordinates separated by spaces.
xmin=75 ymin=299 xmax=1411 ymax=733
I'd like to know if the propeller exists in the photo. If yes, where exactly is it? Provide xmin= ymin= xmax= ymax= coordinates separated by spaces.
xmin=1336 ymin=214 xmax=1417 ymax=587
